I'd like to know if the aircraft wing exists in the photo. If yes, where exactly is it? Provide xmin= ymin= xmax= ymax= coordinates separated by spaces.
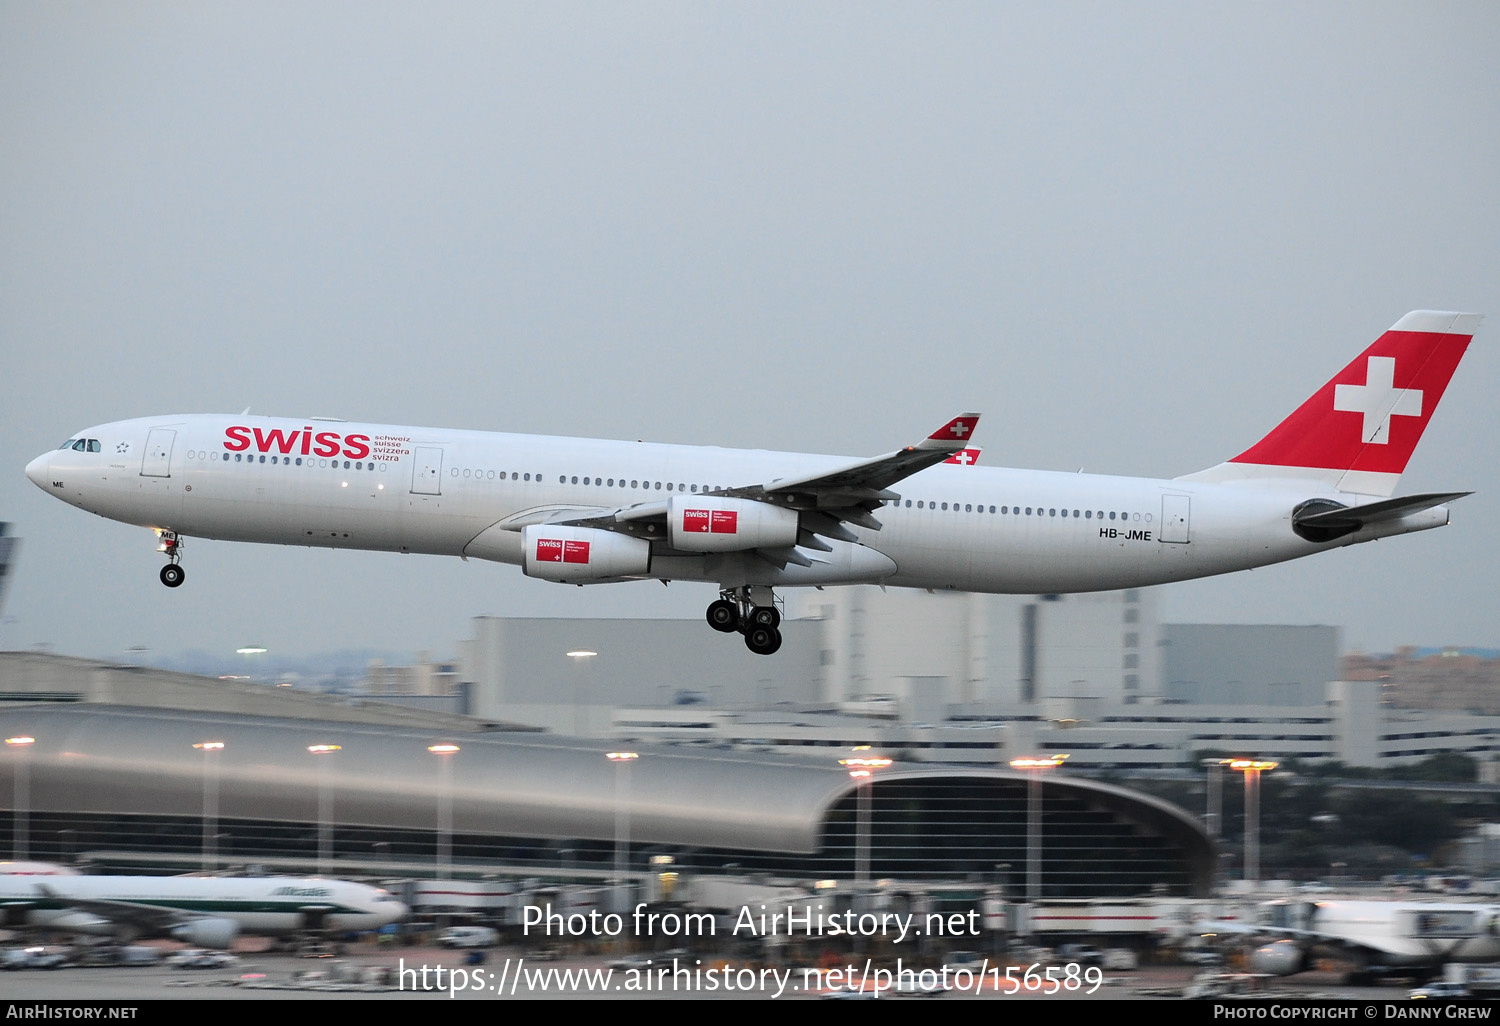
xmin=33 ymin=883 xmax=185 ymax=938
xmin=543 ymin=414 xmax=981 ymax=553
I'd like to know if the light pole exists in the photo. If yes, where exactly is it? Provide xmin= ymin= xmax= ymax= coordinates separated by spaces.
xmin=606 ymin=751 xmax=637 ymax=913
xmin=838 ymin=750 xmax=892 ymax=889
xmin=193 ymin=741 xmax=225 ymax=871
xmin=1201 ymin=757 xmax=1229 ymax=840
xmin=1010 ymin=754 xmax=1069 ymax=919
xmin=567 ymin=650 xmax=597 ymax=736
xmin=1230 ymin=759 xmax=1277 ymax=886
xmin=6 ymin=735 xmax=34 ymax=860
xmin=428 ymin=743 xmax=460 ymax=880
xmin=307 ymin=744 xmax=342 ymax=876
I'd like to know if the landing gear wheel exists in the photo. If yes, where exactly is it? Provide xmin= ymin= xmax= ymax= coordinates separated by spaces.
xmin=706 ymin=599 xmax=739 ymax=633
xmin=749 ymin=605 xmax=780 ymax=629
xmin=160 ymin=564 xmax=185 ymax=588
xmin=745 ymin=626 xmax=782 ymax=655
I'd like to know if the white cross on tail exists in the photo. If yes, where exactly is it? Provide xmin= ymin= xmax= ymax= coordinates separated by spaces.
xmin=1333 ymin=356 xmax=1422 ymax=444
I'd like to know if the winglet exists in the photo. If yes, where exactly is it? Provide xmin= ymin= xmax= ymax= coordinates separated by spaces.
xmin=917 ymin=413 xmax=981 ymax=451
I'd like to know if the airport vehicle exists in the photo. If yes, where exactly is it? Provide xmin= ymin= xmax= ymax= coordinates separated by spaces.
xmin=0 ymin=875 xmax=408 ymax=949
xmin=1219 ymin=899 xmax=1500 ymax=981
xmin=26 ymin=311 xmax=1479 ymax=655
xmin=436 ymin=925 xmax=499 ymax=948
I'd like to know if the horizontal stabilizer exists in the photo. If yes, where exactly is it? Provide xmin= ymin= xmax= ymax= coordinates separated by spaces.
xmin=1294 ymin=491 xmax=1470 ymax=528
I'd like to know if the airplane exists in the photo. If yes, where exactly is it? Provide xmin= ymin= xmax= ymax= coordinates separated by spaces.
xmin=0 ymin=874 xmax=408 ymax=948
xmin=24 ymin=310 xmax=1480 ymax=655
xmin=1208 ymin=898 xmax=1500 ymax=982
xmin=0 ymin=861 xmax=78 ymax=876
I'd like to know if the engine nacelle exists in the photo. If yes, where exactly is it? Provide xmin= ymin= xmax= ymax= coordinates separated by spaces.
xmin=1248 ymin=939 xmax=1304 ymax=976
xmin=170 ymin=917 xmax=240 ymax=949
xmin=667 ymin=496 xmax=799 ymax=552
xmin=522 ymin=525 xmax=651 ymax=582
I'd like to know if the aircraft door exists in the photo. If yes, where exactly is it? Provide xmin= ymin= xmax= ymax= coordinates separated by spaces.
xmin=1160 ymin=494 xmax=1190 ymax=544
xmin=411 ymin=446 xmax=443 ymax=495
xmin=141 ymin=428 xmax=176 ymax=478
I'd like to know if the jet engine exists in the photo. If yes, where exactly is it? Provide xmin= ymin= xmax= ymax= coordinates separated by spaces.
xmin=1248 ymin=939 xmax=1304 ymax=976
xmin=170 ymin=917 xmax=240 ymax=949
xmin=666 ymin=496 xmax=799 ymax=552
xmin=522 ymin=526 xmax=651 ymax=582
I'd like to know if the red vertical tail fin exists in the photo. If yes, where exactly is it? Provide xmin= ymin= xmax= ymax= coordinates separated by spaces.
xmin=1181 ymin=311 xmax=1480 ymax=496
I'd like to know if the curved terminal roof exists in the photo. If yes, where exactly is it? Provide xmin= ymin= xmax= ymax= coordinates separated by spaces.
xmin=1 ymin=704 xmax=1213 ymax=892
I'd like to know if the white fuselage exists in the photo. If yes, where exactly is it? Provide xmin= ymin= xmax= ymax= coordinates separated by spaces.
xmin=3 ymin=874 xmax=408 ymax=937
xmin=26 ymin=414 xmax=1449 ymax=594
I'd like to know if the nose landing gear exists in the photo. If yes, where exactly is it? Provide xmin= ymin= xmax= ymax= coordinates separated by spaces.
xmin=705 ymin=587 xmax=782 ymax=655
xmin=157 ymin=532 xmax=185 ymax=588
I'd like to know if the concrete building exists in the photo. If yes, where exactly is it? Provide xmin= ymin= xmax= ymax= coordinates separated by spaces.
xmin=457 ymin=587 xmax=1161 ymax=734
xmin=1161 ymin=624 xmax=1339 ymax=706
xmin=1346 ymin=647 xmax=1500 ymax=716
xmin=798 ymin=586 xmax=1162 ymax=708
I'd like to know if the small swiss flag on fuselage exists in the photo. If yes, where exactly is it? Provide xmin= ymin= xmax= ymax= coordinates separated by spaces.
xmin=945 ymin=447 xmax=981 ymax=466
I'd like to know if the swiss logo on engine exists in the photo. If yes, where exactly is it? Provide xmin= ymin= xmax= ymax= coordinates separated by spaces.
xmin=684 ymin=509 xmax=738 ymax=534
xmin=536 ymin=539 xmax=591 ymax=563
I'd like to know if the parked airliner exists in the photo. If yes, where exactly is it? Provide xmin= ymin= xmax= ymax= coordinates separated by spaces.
xmin=1213 ymin=898 xmax=1500 ymax=981
xmin=0 ymin=874 xmax=408 ymax=948
xmin=25 ymin=311 xmax=1480 ymax=654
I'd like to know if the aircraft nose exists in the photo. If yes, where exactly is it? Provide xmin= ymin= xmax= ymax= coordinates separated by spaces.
xmin=24 ymin=452 xmax=51 ymax=490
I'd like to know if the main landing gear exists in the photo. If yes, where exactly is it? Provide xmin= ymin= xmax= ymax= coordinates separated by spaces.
xmin=157 ymin=531 xmax=185 ymax=588
xmin=706 ymin=587 xmax=782 ymax=655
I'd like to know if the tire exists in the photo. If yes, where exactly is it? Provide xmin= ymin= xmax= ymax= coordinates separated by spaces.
xmin=706 ymin=599 xmax=739 ymax=633
xmin=749 ymin=605 xmax=780 ymax=629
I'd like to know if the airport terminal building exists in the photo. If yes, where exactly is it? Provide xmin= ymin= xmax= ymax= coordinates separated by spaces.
xmin=0 ymin=659 xmax=1214 ymax=899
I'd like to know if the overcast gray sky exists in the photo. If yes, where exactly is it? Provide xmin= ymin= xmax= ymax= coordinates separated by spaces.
xmin=3 ymin=3 xmax=1497 ymax=665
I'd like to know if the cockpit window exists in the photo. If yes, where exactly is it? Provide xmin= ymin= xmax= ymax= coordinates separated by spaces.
xmin=58 ymin=439 xmax=77 ymax=450
xmin=72 ymin=440 xmax=87 ymax=451
xmin=87 ymin=439 xmax=100 ymax=452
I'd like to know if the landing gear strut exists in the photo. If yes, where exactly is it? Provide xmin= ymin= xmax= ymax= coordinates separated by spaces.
xmin=705 ymin=587 xmax=782 ymax=655
xmin=157 ymin=532 xmax=185 ymax=588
